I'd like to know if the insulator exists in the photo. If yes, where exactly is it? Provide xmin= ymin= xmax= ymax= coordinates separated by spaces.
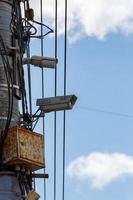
xmin=15 ymin=165 xmax=21 ymax=172
xmin=26 ymin=169 xmax=31 ymax=175
xmin=21 ymin=167 xmax=26 ymax=173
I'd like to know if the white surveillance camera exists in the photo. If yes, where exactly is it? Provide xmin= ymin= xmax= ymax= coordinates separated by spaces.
xmin=36 ymin=95 xmax=77 ymax=113
xmin=23 ymin=56 xmax=58 ymax=68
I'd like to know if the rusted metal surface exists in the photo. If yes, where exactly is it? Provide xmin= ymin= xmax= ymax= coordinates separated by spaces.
xmin=3 ymin=127 xmax=45 ymax=170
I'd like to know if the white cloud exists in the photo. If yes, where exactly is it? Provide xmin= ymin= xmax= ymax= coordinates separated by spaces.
xmin=30 ymin=0 xmax=133 ymax=42
xmin=67 ymin=152 xmax=133 ymax=189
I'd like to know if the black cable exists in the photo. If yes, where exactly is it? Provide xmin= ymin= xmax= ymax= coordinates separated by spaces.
xmin=32 ymin=108 xmax=40 ymax=118
xmin=21 ymin=18 xmax=53 ymax=39
xmin=62 ymin=0 xmax=67 ymax=199
xmin=32 ymin=117 xmax=40 ymax=131
xmin=22 ymin=66 xmax=28 ymax=114
xmin=31 ymin=20 xmax=53 ymax=38
xmin=0 ymin=35 xmax=14 ymax=145
xmin=12 ymin=0 xmax=29 ymax=119
xmin=1 ymin=55 xmax=12 ymax=137
xmin=32 ymin=110 xmax=43 ymax=130
xmin=18 ymin=173 xmax=25 ymax=197
xmin=17 ymin=59 xmax=25 ymax=116
xmin=21 ymin=18 xmax=37 ymax=36
xmin=40 ymin=0 xmax=46 ymax=199
xmin=77 ymin=106 xmax=133 ymax=119
xmin=27 ymin=41 xmax=32 ymax=120
xmin=54 ymin=0 xmax=58 ymax=199
xmin=33 ymin=20 xmax=53 ymax=32
xmin=17 ymin=1 xmax=26 ymax=116
xmin=25 ymin=0 xmax=30 ymax=10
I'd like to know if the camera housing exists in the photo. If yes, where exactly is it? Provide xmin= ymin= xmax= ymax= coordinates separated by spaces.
xmin=23 ymin=55 xmax=58 ymax=68
xmin=36 ymin=95 xmax=77 ymax=113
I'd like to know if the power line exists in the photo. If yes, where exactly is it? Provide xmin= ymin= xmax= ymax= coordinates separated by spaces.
xmin=40 ymin=0 xmax=46 ymax=199
xmin=62 ymin=0 xmax=67 ymax=199
xmin=54 ymin=0 xmax=58 ymax=199
xmin=77 ymin=106 xmax=133 ymax=119
xmin=23 ymin=1 xmax=32 ymax=118
xmin=27 ymin=41 xmax=32 ymax=117
xmin=0 ymin=35 xmax=14 ymax=146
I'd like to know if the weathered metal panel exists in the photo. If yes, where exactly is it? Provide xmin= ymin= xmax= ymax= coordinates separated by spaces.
xmin=3 ymin=127 xmax=45 ymax=170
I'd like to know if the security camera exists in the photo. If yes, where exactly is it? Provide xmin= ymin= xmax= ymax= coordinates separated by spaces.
xmin=36 ymin=95 xmax=77 ymax=113
xmin=23 ymin=56 xmax=58 ymax=68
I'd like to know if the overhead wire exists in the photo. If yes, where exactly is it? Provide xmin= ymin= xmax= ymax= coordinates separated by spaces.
xmin=0 ymin=35 xmax=14 ymax=146
xmin=12 ymin=0 xmax=29 ymax=120
xmin=24 ymin=0 xmax=35 ymax=190
xmin=21 ymin=18 xmax=37 ymax=36
xmin=77 ymin=106 xmax=133 ymax=119
xmin=40 ymin=0 xmax=46 ymax=199
xmin=54 ymin=0 xmax=58 ymax=199
xmin=62 ymin=0 xmax=67 ymax=199
xmin=23 ymin=1 xmax=33 ymax=128
xmin=31 ymin=20 xmax=53 ymax=38
xmin=26 ymin=41 xmax=32 ymax=118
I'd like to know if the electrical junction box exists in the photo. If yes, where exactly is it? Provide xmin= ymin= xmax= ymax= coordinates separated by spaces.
xmin=3 ymin=126 xmax=45 ymax=171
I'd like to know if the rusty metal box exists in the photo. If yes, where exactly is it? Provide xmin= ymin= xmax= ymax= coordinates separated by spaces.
xmin=3 ymin=127 xmax=45 ymax=171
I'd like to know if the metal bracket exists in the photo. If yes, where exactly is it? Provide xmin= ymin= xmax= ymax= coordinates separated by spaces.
xmin=31 ymin=173 xmax=49 ymax=179
xmin=0 ymin=83 xmax=19 ymax=90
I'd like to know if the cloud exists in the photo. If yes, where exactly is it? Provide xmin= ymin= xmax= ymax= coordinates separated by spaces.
xmin=30 ymin=0 xmax=133 ymax=42
xmin=67 ymin=152 xmax=133 ymax=189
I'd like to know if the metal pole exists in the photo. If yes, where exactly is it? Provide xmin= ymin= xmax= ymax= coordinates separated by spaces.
xmin=0 ymin=0 xmax=19 ymax=133
xmin=0 ymin=172 xmax=21 ymax=200
xmin=0 ymin=0 xmax=21 ymax=199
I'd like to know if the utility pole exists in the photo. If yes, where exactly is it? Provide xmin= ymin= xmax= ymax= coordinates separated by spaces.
xmin=0 ymin=0 xmax=21 ymax=199
xmin=0 ymin=0 xmax=43 ymax=199
xmin=0 ymin=1 xmax=47 ymax=199
xmin=0 ymin=0 xmax=77 ymax=199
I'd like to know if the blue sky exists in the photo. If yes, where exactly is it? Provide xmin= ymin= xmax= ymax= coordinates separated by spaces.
xmin=24 ymin=1 xmax=133 ymax=199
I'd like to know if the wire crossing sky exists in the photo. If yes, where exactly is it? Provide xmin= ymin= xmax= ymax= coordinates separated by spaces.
xmin=28 ymin=0 xmax=133 ymax=200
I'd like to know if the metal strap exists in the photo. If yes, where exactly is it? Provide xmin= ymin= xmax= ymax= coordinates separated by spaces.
xmin=0 ymin=116 xmax=15 ymax=121
xmin=0 ymin=0 xmax=12 ymax=6
xmin=0 ymin=83 xmax=19 ymax=89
